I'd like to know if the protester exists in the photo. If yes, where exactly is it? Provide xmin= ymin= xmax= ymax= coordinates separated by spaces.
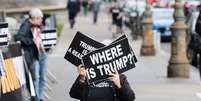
xmin=67 ymin=0 xmax=81 ymax=29
xmin=92 ymin=0 xmax=101 ymax=24
xmin=195 ymin=8 xmax=201 ymax=79
xmin=15 ymin=8 xmax=48 ymax=101
xmin=69 ymin=64 xmax=135 ymax=101
xmin=109 ymin=0 xmax=124 ymax=38
xmin=82 ymin=0 xmax=89 ymax=16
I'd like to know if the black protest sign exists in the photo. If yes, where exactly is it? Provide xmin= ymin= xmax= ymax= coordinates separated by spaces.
xmin=112 ymin=34 xmax=126 ymax=43
xmin=82 ymin=38 xmax=135 ymax=83
xmin=112 ymin=35 xmax=137 ymax=63
xmin=64 ymin=32 xmax=105 ymax=66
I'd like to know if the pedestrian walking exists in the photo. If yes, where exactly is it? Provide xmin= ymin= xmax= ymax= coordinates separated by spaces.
xmin=69 ymin=64 xmax=135 ymax=101
xmin=67 ymin=0 xmax=81 ymax=29
xmin=109 ymin=0 xmax=124 ymax=38
xmin=82 ymin=0 xmax=89 ymax=16
xmin=16 ymin=8 xmax=48 ymax=101
xmin=92 ymin=0 xmax=101 ymax=24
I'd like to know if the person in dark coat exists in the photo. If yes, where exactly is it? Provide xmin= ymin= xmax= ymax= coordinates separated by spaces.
xmin=69 ymin=64 xmax=135 ymax=101
xmin=92 ymin=0 xmax=101 ymax=24
xmin=67 ymin=0 xmax=80 ymax=29
xmin=82 ymin=0 xmax=89 ymax=16
xmin=16 ymin=8 xmax=48 ymax=101
xmin=109 ymin=0 xmax=124 ymax=38
xmin=195 ymin=9 xmax=201 ymax=79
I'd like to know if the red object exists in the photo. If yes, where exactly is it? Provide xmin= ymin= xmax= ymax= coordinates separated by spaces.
xmin=148 ymin=0 xmax=157 ymax=5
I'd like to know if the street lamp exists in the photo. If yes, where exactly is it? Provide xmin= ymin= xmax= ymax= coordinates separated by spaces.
xmin=140 ymin=0 xmax=155 ymax=56
xmin=167 ymin=0 xmax=190 ymax=78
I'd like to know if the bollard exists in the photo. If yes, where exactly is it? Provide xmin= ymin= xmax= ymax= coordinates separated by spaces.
xmin=167 ymin=0 xmax=190 ymax=78
xmin=140 ymin=0 xmax=156 ymax=56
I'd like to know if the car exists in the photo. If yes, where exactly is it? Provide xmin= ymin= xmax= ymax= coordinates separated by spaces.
xmin=123 ymin=0 xmax=146 ymax=17
xmin=152 ymin=8 xmax=174 ymax=42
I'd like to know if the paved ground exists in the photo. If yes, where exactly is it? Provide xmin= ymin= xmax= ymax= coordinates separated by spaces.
xmin=47 ymin=11 xmax=201 ymax=101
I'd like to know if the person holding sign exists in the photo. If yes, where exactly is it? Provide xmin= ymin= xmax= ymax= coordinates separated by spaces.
xmin=69 ymin=64 xmax=135 ymax=101
xmin=16 ymin=8 xmax=48 ymax=101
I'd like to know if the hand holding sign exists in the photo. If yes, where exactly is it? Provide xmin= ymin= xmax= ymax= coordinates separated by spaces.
xmin=77 ymin=64 xmax=87 ymax=81
xmin=108 ymin=70 xmax=121 ymax=88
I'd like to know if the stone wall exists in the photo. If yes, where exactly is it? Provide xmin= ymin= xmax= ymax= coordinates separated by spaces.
xmin=0 ymin=0 xmax=66 ymax=9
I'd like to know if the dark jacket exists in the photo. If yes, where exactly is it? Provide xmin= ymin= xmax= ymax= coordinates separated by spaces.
xmin=196 ymin=11 xmax=201 ymax=36
xmin=15 ymin=19 xmax=39 ymax=68
xmin=69 ymin=74 xmax=135 ymax=101
xmin=67 ymin=0 xmax=80 ymax=14
xmin=67 ymin=0 xmax=81 ymax=20
xmin=110 ymin=7 xmax=123 ymax=27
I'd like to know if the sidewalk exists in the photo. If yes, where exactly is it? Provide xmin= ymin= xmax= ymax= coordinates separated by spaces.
xmin=48 ymin=11 xmax=201 ymax=101
xmin=130 ymin=40 xmax=201 ymax=101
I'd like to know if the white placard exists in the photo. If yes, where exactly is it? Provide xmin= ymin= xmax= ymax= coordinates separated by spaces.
xmin=41 ymin=32 xmax=57 ymax=39
xmin=43 ymin=40 xmax=57 ymax=45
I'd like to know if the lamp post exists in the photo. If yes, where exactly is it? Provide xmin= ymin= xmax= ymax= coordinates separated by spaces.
xmin=140 ymin=0 xmax=155 ymax=56
xmin=167 ymin=0 xmax=190 ymax=78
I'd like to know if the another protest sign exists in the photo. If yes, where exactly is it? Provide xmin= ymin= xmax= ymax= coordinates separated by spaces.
xmin=82 ymin=38 xmax=135 ymax=83
xmin=0 ymin=23 xmax=9 ymax=46
xmin=64 ymin=32 xmax=105 ymax=66
xmin=42 ymin=29 xmax=57 ymax=49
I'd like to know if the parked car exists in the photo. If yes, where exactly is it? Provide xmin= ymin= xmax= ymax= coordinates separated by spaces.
xmin=152 ymin=8 xmax=174 ymax=42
